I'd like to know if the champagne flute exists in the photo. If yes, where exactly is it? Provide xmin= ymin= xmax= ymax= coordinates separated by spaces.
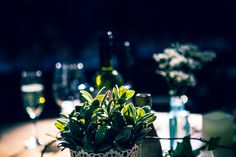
xmin=21 ymin=70 xmax=45 ymax=149
xmin=52 ymin=62 xmax=85 ymax=115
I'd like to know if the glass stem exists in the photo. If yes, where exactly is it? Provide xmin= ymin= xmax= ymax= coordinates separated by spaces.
xmin=32 ymin=118 xmax=38 ymax=140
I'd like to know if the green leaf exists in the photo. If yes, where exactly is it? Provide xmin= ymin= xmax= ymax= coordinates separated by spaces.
xmin=95 ymin=125 xmax=107 ymax=144
xmin=55 ymin=121 xmax=66 ymax=131
xmin=139 ymin=113 xmax=156 ymax=124
xmin=68 ymin=119 xmax=83 ymax=137
xmin=140 ymin=127 xmax=152 ymax=134
xmin=174 ymin=141 xmax=184 ymax=155
xmin=91 ymin=108 xmax=108 ymax=124
xmin=118 ymin=86 xmax=126 ymax=97
xmin=79 ymin=103 xmax=87 ymax=117
xmin=84 ymin=99 xmax=100 ymax=122
xmin=136 ymin=107 xmax=145 ymax=118
xmin=96 ymin=87 xmax=106 ymax=97
xmin=87 ymin=122 xmax=98 ymax=134
xmin=115 ymin=126 xmax=132 ymax=143
xmin=121 ymin=103 xmax=136 ymax=117
xmin=106 ymin=99 xmax=113 ymax=114
xmin=173 ymin=136 xmax=195 ymax=157
xmin=57 ymin=141 xmax=75 ymax=150
xmin=96 ymin=94 xmax=105 ymax=103
xmin=131 ymin=132 xmax=146 ymax=144
xmin=112 ymin=87 xmax=118 ymax=100
xmin=208 ymin=137 xmax=221 ymax=151
xmin=59 ymin=112 xmax=69 ymax=118
xmin=132 ymin=122 xmax=144 ymax=135
xmin=100 ymin=91 xmax=109 ymax=107
xmin=142 ymin=105 xmax=151 ymax=113
xmin=128 ymin=102 xmax=136 ymax=117
xmin=60 ymin=132 xmax=78 ymax=147
xmin=121 ymin=103 xmax=137 ymax=125
xmin=115 ymin=85 xmax=119 ymax=93
xmin=114 ymin=141 xmax=126 ymax=151
xmin=117 ymin=97 xmax=126 ymax=105
xmin=84 ymin=134 xmax=94 ymax=152
xmin=80 ymin=90 xmax=93 ymax=103
xmin=121 ymin=104 xmax=129 ymax=115
xmin=126 ymin=90 xmax=135 ymax=100
xmin=95 ymin=143 xmax=112 ymax=153
xmin=57 ymin=118 xmax=68 ymax=125
xmin=111 ymin=111 xmax=126 ymax=129
xmin=91 ymin=99 xmax=100 ymax=107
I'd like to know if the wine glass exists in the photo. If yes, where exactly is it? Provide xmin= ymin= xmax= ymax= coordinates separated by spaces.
xmin=21 ymin=70 xmax=45 ymax=149
xmin=52 ymin=62 xmax=89 ymax=115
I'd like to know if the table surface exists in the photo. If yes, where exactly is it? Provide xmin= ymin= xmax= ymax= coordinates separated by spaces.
xmin=0 ymin=112 xmax=205 ymax=157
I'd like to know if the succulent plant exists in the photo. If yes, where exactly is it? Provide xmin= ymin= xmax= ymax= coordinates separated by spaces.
xmin=55 ymin=86 xmax=157 ymax=153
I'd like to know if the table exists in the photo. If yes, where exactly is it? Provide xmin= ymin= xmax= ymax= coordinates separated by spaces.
xmin=0 ymin=112 xmax=205 ymax=157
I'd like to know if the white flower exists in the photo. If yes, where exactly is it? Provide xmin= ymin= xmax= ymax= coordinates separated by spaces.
xmin=178 ymin=44 xmax=197 ymax=54
xmin=169 ymin=71 xmax=189 ymax=83
xmin=158 ymin=62 xmax=168 ymax=69
xmin=167 ymin=71 xmax=197 ymax=87
xmin=153 ymin=53 xmax=169 ymax=62
xmin=164 ymin=48 xmax=179 ymax=57
xmin=169 ymin=56 xmax=188 ymax=68
xmin=187 ymin=59 xmax=202 ymax=70
xmin=156 ymin=70 xmax=167 ymax=77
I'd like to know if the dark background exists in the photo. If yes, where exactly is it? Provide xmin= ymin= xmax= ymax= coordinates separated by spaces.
xmin=1 ymin=0 xmax=236 ymax=126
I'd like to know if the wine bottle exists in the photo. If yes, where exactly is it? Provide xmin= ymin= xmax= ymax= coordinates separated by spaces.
xmin=117 ymin=41 xmax=134 ymax=89
xmin=95 ymin=31 xmax=123 ymax=92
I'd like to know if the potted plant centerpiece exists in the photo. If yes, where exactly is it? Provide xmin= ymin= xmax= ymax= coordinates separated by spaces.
xmin=54 ymin=86 xmax=157 ymax=157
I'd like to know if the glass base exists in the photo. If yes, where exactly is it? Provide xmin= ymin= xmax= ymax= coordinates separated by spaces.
xmin=24 ymin=136 xmax=43 ymax=149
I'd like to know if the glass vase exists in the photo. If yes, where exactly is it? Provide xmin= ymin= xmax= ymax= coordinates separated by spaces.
xmin=169 ymin=95 xmax=190 ymax=149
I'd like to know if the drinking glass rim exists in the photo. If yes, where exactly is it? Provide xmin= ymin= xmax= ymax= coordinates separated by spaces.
xmin=21 ymin=70 xmax=42 ymax=78
xmin=55 ymin=62 xmax=84 ymax=70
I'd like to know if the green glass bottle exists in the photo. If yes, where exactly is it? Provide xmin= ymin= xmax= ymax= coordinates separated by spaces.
xmin=95 ymin=31 xmax=123 ymax=92
xmin=135 ymin=93 xmax=156 ymax=136
xmin=117 ymin=41 xmax=134 ymax=90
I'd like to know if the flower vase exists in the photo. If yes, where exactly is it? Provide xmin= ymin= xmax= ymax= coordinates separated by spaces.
xmin=70 ymin=144 xmax=141 ymax=157
xmin=169 ymin=95 xmax=190 ymax=149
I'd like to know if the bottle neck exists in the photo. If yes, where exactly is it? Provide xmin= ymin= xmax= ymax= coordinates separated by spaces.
xmin=99 ymin=40 xmax=114 ymax=71
xmin=99 ymin=33 xmax=113 ymax=71
xmin=118 ymin=41 xmax=133 ymax=81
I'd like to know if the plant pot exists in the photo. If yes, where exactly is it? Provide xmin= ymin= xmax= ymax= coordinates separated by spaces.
xmin=70 ymin=144 xmax=141 ymax=157
xmin=141 ymin=137 xmax=162 ymax=157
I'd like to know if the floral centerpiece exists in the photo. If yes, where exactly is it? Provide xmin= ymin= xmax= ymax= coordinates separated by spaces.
xmin=153 ymin=42 xmax=216 ymax=96
xmin=153 ymin=42 xmax=216 ymax=150
xmin=54 ymin=86 xmax=157 ymax=157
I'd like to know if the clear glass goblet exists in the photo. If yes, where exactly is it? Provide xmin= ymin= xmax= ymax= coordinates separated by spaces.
xmin=52 ymin=62 xmax=86 ymax=115
xmin=21 ymin=70 xmax=45 ymax=149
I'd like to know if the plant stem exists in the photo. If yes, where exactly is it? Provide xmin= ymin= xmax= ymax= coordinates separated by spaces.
xmin=145 ymin=136 xmax=235 ymax=150
xmin=41 ymin=140 xmax=57 ymax=157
